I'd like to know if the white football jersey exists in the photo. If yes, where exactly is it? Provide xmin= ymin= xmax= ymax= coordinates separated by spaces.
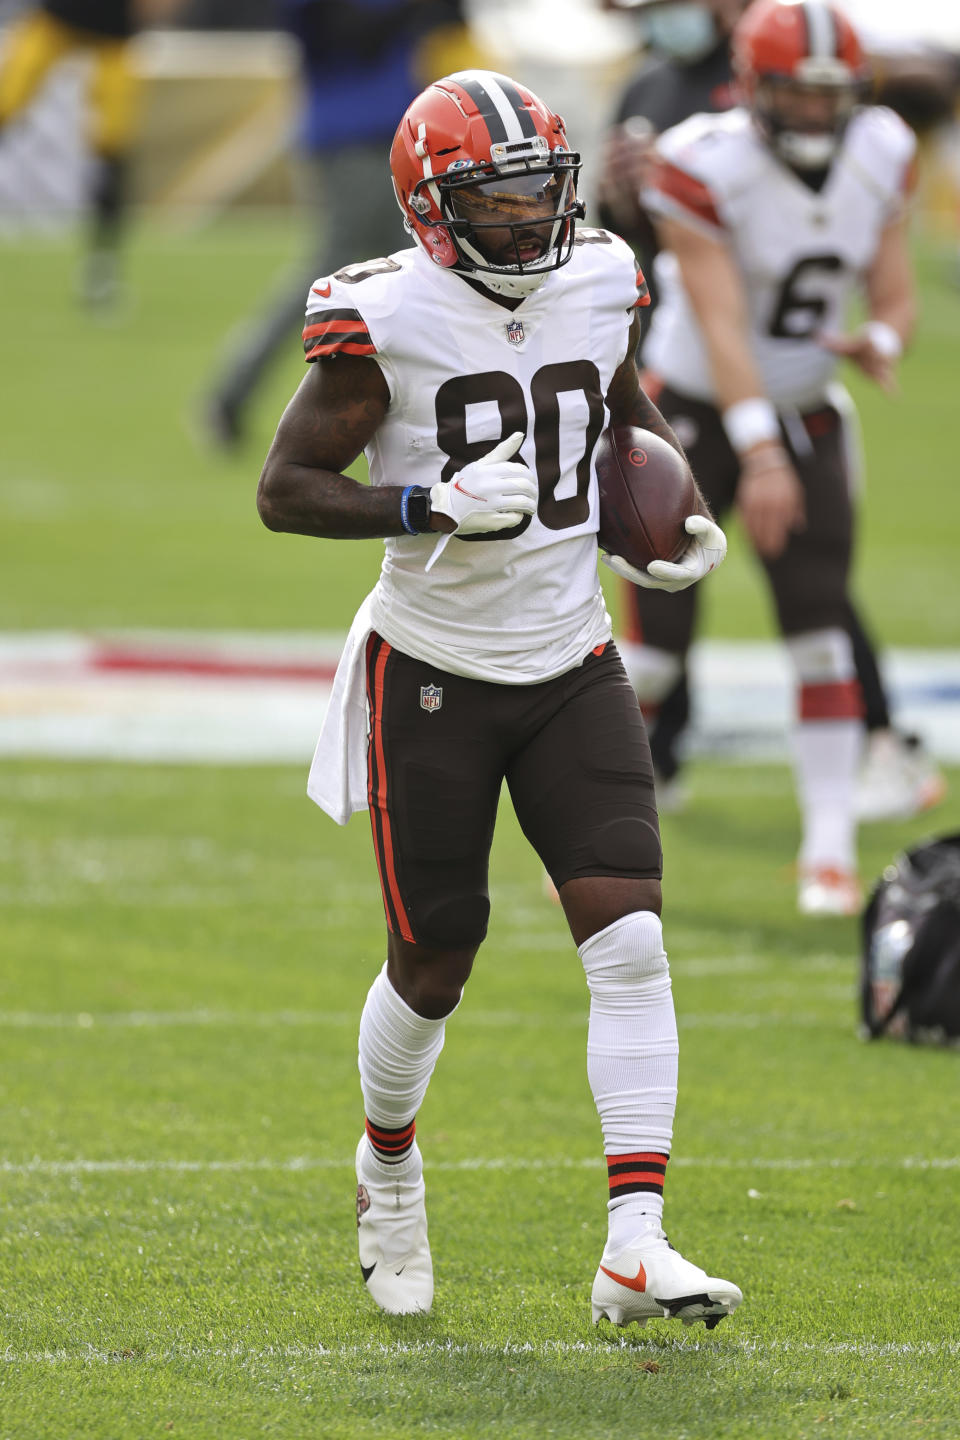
xmin=303 ymin=232 xmax=646 ymax=684
xmin=642 ymin=106 xmax=915 ymax=408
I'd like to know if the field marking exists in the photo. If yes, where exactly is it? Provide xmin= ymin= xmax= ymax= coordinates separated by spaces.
xmin=2 ymin=1155 xmax=957 ymax=1177
xmin=3 ymin=634 xmax=959 ymax=762
xmin=0 ymin=1008 xmax=843 ymax=1031
xmin=4 ymin=1337 xmax=959 ymax=1366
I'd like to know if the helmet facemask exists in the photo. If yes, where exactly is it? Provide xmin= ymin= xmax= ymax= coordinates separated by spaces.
xmin=753 ymin=60 xmax=862 ymax=173
xmin=412 ymin=146 xmax=583 ymax=298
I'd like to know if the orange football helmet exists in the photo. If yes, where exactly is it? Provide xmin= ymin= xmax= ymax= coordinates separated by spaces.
xmin=733 ymin=0 xmax=868 ymax=170
xmin=390 ymin=70 xmax=584 ymax=298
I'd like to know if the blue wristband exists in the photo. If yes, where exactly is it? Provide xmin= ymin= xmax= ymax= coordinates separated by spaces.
xmin=400 ymin=485 xmax=418 ymax=535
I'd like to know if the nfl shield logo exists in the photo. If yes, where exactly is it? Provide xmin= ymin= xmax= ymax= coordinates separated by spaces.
xmin=420 ymin=683 xmax=443 ymax=713
xmin=505 ymin=319 xmax=525 ymax=346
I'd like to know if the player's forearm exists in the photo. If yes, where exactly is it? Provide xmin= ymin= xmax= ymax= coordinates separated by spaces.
xmin=684 ymin=289 xmax=787 ymax=459
xmin=866 ymin=215 xmax=916 ymax=349
xmin=664 ymin=222 xmax=770 ymax=415
xmin=866 ymin=296 xmax=915 ymax=351
xmin=258 ymin=355 xmax=404 ymax=537
xmin=257 ymin=464 xmax=437 ymax=540
xmin=690 ymin=300 xmax=768 ymax=415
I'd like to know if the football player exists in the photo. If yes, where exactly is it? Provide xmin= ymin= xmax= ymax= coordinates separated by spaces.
xmin=599 ymin=0 xmax=946 ymax=826
xmin=258 ymin=69 xmax=740 ymax=1327
xmin=626 ymin=0 xmax=924 ymax=914
xmin=596 ymin=0 xmax=748 ymax=301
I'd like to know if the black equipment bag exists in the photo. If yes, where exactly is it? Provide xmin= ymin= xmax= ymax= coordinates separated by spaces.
xmin=861 ymin=832 xmax=960 ymax=1044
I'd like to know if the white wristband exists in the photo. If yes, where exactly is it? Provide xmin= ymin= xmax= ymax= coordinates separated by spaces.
xmin=722 ymin=397 xmax=780 ymax=455
xmin=863 ymin=320 xmax=903 ymax=360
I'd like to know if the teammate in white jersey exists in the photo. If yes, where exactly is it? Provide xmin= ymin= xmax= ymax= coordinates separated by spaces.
xmin=258 ymin=68 xmax=739 ymax=1329
xmin=626 ymin=0 xmax=920 ymax=916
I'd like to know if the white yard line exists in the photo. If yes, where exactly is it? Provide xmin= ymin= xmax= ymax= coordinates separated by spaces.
xmin=0 ymin=1008 xmax=840 ymax=1030
xmin=2 ymin=1155 xmax=956 ymax=1177
xmin=4 ymin=1336 xmax=958 ymax=1365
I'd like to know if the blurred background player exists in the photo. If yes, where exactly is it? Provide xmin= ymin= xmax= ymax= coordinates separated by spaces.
xmin=623 ymin=0 xmax=923 ymax=914
xmin=0 ymin=0 xmax=184 ymax=306
xmin=595 ymin=0 xmax=946 ymax=825
xmin=596 ymin=0 xmax=745 ymax=321
xmin=202 ymin=0 xmax=487 ymax=448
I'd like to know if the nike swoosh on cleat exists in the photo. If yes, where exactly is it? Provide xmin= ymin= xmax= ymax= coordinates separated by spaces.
xmin=360 ymin=1261 xmax=376 ymax=1282
xmin=395 ymin=1267 xmax=406 ymax=1277
xmin=599 ymin=1261 xmax=647 ymax=1292
xmin=312 ymin=282 xmax=332 ymax=297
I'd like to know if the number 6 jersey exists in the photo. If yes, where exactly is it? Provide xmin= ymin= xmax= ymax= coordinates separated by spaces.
xmin=303 ymin=231 xmax=646 ymax=685
xmin=642 ymin=105 xmax=915 ymax=408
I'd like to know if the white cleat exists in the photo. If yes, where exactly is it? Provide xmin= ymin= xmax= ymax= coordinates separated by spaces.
xmin=797 ymin=865 xmax=861 ymax=917
xmin=592 ymin=1226 xmax=742 ymax=1330
xmin=856 ymin=730 xmax=947 ymax=823
xmin=355 ymin=1135 xmax=433 ymax=1315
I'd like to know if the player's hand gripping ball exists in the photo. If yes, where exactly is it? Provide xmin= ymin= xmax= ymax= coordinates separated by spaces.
xmin=596 ymin=426 xmax=726 ymax=592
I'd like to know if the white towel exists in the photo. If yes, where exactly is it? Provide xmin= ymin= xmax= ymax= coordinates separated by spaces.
xmin=307 ymin=592 xmax=375 ymax=825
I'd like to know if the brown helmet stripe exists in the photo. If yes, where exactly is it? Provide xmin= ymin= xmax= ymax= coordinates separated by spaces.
xmin=454 ymin=73 xmax=537 ymax=143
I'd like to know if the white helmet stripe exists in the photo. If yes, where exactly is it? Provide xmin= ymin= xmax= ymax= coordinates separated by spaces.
xmin=448 ymin=70 xmax=534 ymax=145
xmin=803 ymin=2 xmax=837 ymax=58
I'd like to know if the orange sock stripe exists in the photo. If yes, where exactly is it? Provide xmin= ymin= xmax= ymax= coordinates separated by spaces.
xmin=799 ymin=679 xmax=863 ymax=721
xmin=365 ymin=1118 xmax=416 ymax=1151
xmin=609 ymin=1170 xmax=667 ymax=1189
xmin=365 ymin=1120 xmax=415 ymax=1140
xmin=607 ymin=1151 xmax=668 ymax=1198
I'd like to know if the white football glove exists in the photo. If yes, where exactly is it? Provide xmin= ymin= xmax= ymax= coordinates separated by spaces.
xmin=602 ymin=513 xmax=727 ymax=593
xmin=429 ymin=431 xmax=538 ymax=535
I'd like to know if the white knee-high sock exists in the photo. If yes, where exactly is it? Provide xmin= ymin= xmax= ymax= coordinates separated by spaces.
xmin=358 ymin=964 xmax=451 ymax=1168
xmin=578 ymin=912 xmax=679 ymax=1248
xmin=786 ymin=628 xmax=862 ymax=870
xmin=619 ymin=642 xmax=684 ymax=721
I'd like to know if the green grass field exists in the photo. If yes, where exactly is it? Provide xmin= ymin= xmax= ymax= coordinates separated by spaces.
xmin=2 ymin=221 xmax=960 ymax=1437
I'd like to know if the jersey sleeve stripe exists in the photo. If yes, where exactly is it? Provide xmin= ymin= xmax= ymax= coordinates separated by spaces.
xmin=634 ymin=268 xmax=651 ymax=308
xmin=303 ymin=307 xmax=368 ymax=325
xmin=305 ymin=340 xmax=378 ymax=360
xmin=650 ymin=158 xmax=724 ymax=230
xmin=302 ymin=321 xmax=371 ymax=340
xmin=302 ymin=311 xmax=376 ymax=360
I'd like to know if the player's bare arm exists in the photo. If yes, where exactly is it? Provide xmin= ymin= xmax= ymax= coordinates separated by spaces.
xmin=257 ymin=356 xmax=456 ymax=539
xmin=820 ymin=213 xmax=916 ymax=391
xmin=259 ymin=356 xmax=394 ymax=538
xmin=656 ymin=214 xmax=805 ymax=558
xmin=258 ymin=352 xmax=538 ymax=541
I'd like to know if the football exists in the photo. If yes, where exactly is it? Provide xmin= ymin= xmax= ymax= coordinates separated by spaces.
xmin=595 ymin=426 xmax=698 ymax=571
